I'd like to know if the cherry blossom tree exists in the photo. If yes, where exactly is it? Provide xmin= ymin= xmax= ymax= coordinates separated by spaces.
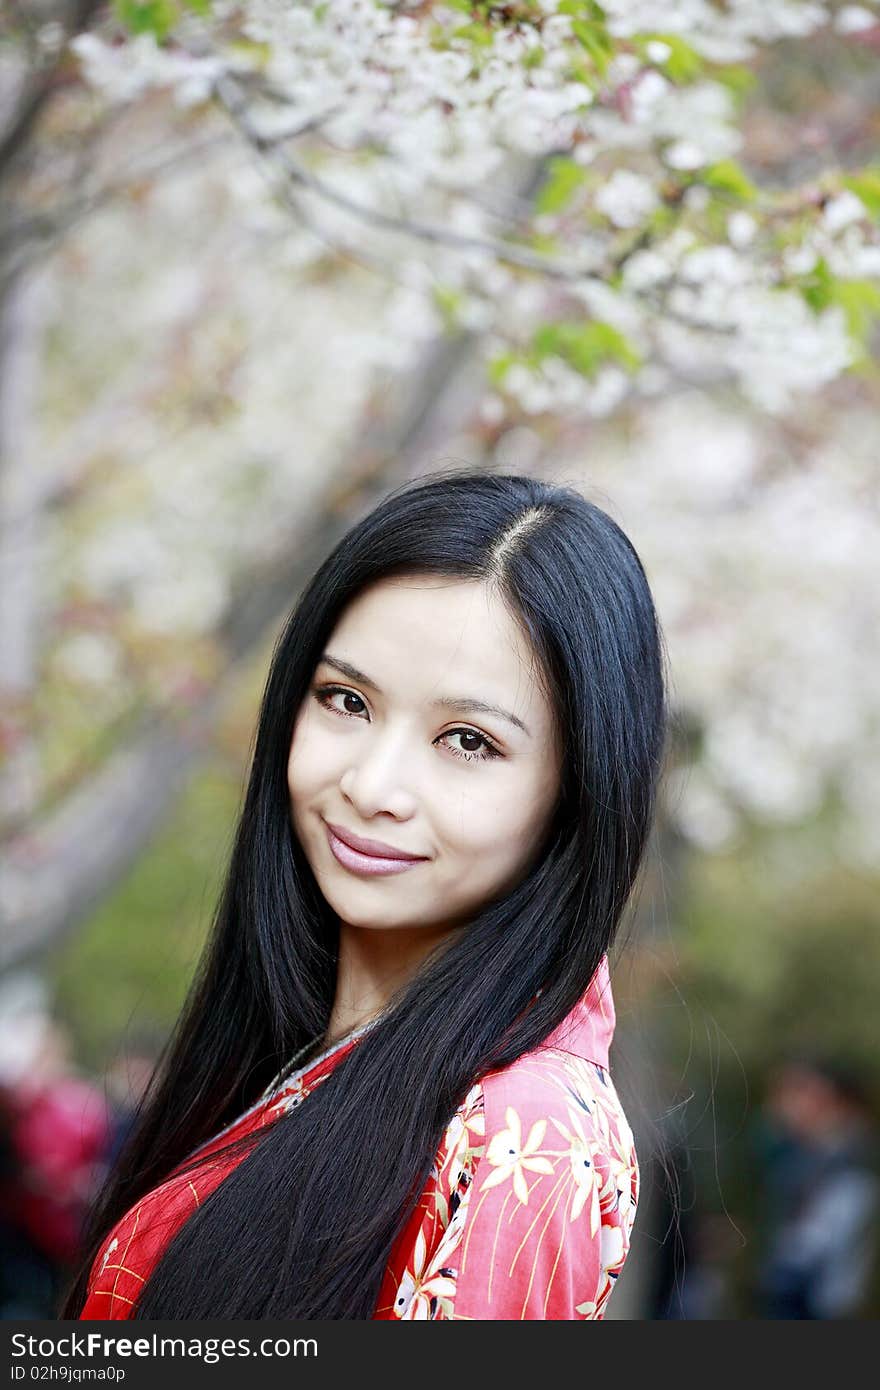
xmin=1 ymin=0 xmax=879 ymax=967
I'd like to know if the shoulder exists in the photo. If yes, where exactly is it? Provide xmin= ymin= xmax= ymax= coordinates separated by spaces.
xmin=438 ymin=1047 xmax=639 ymax=1319
xmin=476 ymin=1044 xmax=639 ymax=1227
xmin=481 ymin=1042 xmax=623 ymax=1113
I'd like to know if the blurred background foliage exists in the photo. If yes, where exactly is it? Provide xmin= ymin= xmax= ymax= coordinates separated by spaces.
xmin=50 ymin=760 xmax=240 ymax=1069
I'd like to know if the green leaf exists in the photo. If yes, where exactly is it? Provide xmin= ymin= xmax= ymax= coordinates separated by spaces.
xmin=570 ymin=18 xmax=614 ymax=74
xmin=535 ymin=157 xmax=587 ymax=215
xmin=638 ymin=33 xmax=703 ymax=84
xmin=566 ymin=57 xmax=600 ymax=90
xmin=181 ymin=0 xmax=211 ymax=14
xmin=832 ymin=278 xmax=880 ymax=349
xmin=432 ymin=285 xmax=463 ymax=329
xmin=645 ymin=203 xmax=677 ymax=237
xmin=558 ymin=1 xmax=608 ymax=20
xmin=488 ymin=352 xmax=518 ymax=386
xmin=704 ymin=197 xmax=734 ymax=241
xmin=113 ymin=0 xmax=179 ymax=39
xmin=451 ymin=21 xmax=494 ymax=46
xmin=531 ymin=320 xmax=641 ymax=377
xmin=227 ymin=38 xmax=271 ymax=67
xmin=798 ymin=255 xmax=835 ymax=314
xmin=795 ymin=260 xmax=880 ymax=361
xmin=841 ymin=169 xmax=880 ymax=222
xmin=701 ymin=159 xmax=758 ymax=202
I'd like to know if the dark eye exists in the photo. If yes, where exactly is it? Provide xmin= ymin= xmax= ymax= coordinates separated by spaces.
xmin=312 ymin=685 xmax=502 ymax=764
xmin=441 ymin=728 xmax=502 ymax=762
xmin=314 ymin=685 xmax=368 ymax=719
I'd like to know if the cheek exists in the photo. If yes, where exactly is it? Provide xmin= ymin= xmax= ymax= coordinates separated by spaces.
xmin=441 ymin=774 xmax=550 ymax=855
xmin=286 ymin=707 xmax=326 ymax=802
xmin=446 ymin=779 xmax=557 ymax=897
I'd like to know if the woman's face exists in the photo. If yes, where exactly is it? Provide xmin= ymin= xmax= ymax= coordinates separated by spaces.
xmin=287 ymin=575 xmax=563 ymax=936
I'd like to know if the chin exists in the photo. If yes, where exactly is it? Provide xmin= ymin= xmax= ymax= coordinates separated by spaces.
xmin=321 ymin=884 xmax=415 ymax=929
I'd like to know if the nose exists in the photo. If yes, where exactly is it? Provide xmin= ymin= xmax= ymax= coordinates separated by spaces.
xmin=339 ymin=724 xmax=417 ymax=818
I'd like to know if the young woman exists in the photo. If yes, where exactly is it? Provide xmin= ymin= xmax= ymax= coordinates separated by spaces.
xmin=61 ymin=468 xmax=669 ymax=1320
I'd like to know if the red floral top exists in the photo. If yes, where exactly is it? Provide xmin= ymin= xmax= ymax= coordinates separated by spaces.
xmin=80 ymin=955 xmax=638 ymax=1320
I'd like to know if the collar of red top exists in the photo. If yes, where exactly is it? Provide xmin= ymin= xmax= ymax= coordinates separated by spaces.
xmin=535 ymin=953 xmax=616 ymax=1071
xmin=282 ymin=954 xmax=616 ymax=1090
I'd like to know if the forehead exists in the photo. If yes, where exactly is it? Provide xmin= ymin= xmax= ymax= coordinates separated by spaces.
xmin=324 ymin=575 xmax=552 ymax=727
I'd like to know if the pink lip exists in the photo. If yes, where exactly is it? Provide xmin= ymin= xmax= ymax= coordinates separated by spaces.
xmin=325 ymin=822 xmax=427 ymax=877
xmin=325 ymin=821 xmax=427 ymax=862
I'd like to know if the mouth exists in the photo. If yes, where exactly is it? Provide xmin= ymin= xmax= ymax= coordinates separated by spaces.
xmin=323 ymin=821 xmax=428 ymax=877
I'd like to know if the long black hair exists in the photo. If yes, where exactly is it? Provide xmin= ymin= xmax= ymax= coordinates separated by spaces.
xmin=60 ymin=468 xmax=670 ymax=1318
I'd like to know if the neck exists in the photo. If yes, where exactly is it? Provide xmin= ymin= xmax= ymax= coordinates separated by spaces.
xmin=325 ymin=917 xmax=461 ymax=1045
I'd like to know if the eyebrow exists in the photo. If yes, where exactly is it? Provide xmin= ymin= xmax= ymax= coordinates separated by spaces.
xmin=319 ymin=653 xmax=532 ymax=736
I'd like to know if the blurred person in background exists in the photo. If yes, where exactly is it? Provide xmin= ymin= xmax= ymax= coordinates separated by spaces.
xmin=751 ymin=1052 xmax=879 ymax=1319
xmin=1 ymin=1082 xmax=57 ymax=1317
xmin=0 ymin=989 xmax=111 ymax=1315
